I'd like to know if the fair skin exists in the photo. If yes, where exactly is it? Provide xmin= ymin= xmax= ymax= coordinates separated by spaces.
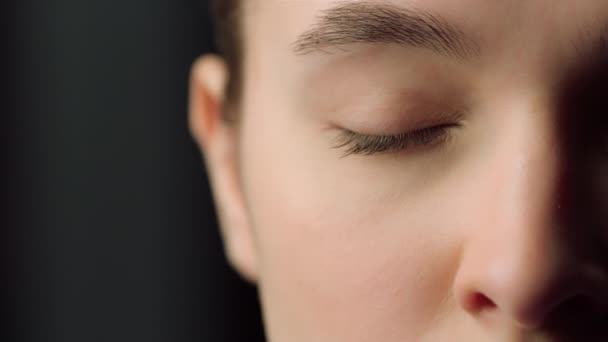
xmin=190 ymin=0 xmax=608 ymax=341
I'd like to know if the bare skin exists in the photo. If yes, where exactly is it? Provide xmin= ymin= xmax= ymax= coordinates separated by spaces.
xmin=190 ymin=1 xmax=608 ymax=341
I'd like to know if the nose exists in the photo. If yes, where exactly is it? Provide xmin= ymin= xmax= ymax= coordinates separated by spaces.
xmin=452 ymin=115 xmax=608 ymax=331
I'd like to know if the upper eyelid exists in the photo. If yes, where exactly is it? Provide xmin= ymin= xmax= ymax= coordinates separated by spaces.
xmin=337 ymin=110 xmax=466 ymax=135
xmin=334 ymin=123 xmax=458 ymax=157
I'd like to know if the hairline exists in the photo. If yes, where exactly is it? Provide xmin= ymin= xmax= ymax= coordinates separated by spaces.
xmin=212 ymin=0 xmax=243 ymax=118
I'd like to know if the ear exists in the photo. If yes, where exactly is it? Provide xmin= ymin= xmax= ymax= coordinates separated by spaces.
xmin=189 ymin=55 xmax=258 ymax=283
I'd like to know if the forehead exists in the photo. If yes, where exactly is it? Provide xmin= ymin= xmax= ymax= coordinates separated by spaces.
xmin=246 ymin=0 xmax=608 ymax=27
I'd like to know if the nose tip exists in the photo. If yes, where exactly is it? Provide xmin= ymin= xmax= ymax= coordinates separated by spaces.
xmin=456 ymin=267 xmax=595 ymax=330
xmin=453 ymin=249 xmax=608 ymax=331
xmin=455 ymin=254 xmax=556 ymax=330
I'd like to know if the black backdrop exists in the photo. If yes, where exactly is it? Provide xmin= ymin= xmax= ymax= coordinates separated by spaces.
xmin=4 ymin=0 xmax=265 ymax=341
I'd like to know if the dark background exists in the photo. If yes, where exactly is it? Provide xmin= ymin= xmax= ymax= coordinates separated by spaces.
xmin=3 ymin=0 xmax=265 ymax=341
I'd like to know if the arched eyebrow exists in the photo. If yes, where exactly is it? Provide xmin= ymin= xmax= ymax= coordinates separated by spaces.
xmin=292 ymin=1 xmax=481 ymax=60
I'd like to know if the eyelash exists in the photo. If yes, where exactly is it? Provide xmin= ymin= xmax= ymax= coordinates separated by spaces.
xmin=333 ymin=123 xmax=460 ymax=156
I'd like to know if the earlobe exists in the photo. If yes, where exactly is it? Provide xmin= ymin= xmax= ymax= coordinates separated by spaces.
xmin=189 ymin=55 xmax=259 ymax=283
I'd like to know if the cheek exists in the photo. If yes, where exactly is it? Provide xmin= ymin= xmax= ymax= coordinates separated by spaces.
xmin=239 ymin=100 xmax=466 ymax=341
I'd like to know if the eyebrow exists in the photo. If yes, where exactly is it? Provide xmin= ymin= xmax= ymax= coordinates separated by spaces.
xmin=292 ymin=1 xmax=480 ymax=60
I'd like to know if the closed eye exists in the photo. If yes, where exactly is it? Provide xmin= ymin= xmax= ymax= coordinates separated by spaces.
xmin=333 ymin=123 xmax=461 ymax=157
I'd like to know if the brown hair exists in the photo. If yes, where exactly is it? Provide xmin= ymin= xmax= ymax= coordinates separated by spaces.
xmin=211 ymin=0 xmax=242 ymax=112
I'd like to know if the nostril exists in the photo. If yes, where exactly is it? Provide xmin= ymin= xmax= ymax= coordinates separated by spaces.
xmin=471 ymin=292 xmax=497 ymax=313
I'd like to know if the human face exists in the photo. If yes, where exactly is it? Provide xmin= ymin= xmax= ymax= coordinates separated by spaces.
xmin=199 ymin=0 xmax=608 ymax=341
